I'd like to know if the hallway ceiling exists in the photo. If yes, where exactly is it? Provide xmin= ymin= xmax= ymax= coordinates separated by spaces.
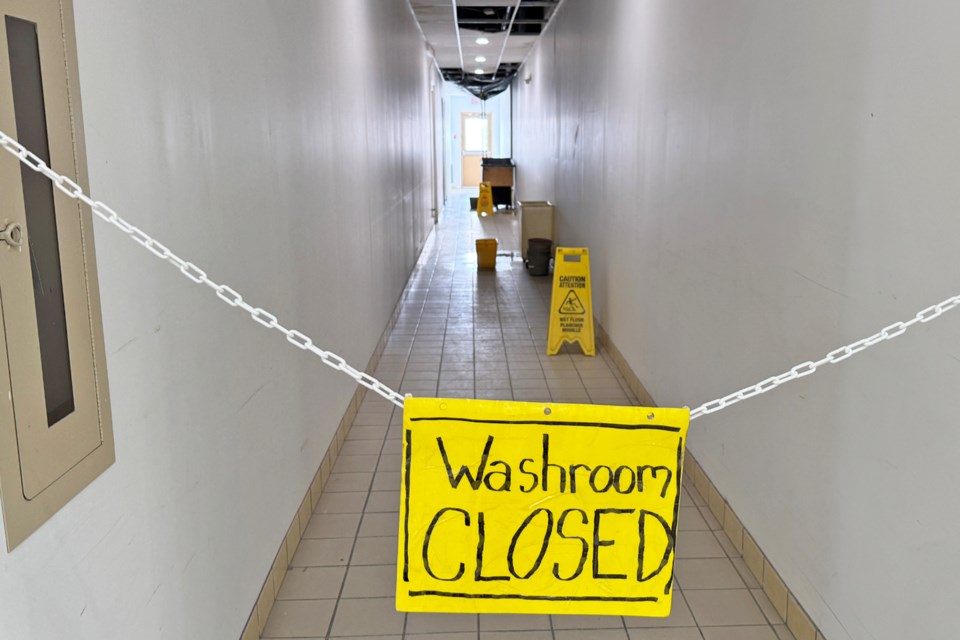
xmin=410 ymin=0 xmax=561 ymax=99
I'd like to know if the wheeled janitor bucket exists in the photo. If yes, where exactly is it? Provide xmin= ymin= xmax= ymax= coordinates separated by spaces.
xmin=525 ymin=238 xmax=552 ymax=276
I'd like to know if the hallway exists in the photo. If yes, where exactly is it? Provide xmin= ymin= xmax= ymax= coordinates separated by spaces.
xmin=259 ymin=195 xmax=793 ymax=640
xmin=3 ymin=2 xmax=959 ymax=638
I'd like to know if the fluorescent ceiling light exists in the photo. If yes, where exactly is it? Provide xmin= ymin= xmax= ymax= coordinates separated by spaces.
xmin=474 ymin=67 xmax=485 ymax=74
xmin=476 ymin=37 xmax=489 ymax=45
xmin=475 ymin=56 xmax=486 ymax=63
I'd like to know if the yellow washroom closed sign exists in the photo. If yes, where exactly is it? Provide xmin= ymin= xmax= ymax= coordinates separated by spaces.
xmin=396 ymin=397 xmax=690 ymax=616
xmin=547 ymin=247 xmax=595 ymax=356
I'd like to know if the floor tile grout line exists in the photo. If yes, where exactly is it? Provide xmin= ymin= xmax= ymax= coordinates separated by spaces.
xmin=322 ymin=399 xmax=400 ymax=639
xmin=401 ymin=229 xmax=443 ymax=396
xmin=400 ymin=202 xmax=449 ymax=640
xmin=438 ymin=241 xmax=457 ymax=400
xmin=472 ymin=264 xmax=478 ymax=402
xmin=677 ymin=585 xmax=707 ymax=637
xmin=404 ymin=203 xmax=468 ymax=639
xmin=602 ymin=347 xmax=640 ymax=403
xmin=522 ymin=264 xmax=559 ymax=406
xmin=493 ymin=263 xmax=516 ymax=402
xmin=619 ymin=602 xmax=631 ymax=637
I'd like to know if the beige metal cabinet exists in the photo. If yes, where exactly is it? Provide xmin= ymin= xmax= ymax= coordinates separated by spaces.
xmin=0 ymin=0 xmax=114 ymax=550
xmin=519 ymin=201 xmax=555 ymax=260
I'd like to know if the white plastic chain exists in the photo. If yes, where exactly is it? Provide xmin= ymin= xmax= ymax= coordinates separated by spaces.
xmin=3 ymin=130 xmax=958 ymax=419
xmin=689 ymin=293 xmax=960 ymax=420
xmin=0 ymin=129 xmax=406 ymax=409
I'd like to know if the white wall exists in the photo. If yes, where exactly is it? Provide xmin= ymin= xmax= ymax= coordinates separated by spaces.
xmin=0 ymin=2 xmax=433 ymax=639
xmin=514 ymin=2 xmax=960 ymax=639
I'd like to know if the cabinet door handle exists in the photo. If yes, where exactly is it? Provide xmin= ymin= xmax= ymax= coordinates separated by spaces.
xmin=0 ymin=222 xmax=23 ymax=248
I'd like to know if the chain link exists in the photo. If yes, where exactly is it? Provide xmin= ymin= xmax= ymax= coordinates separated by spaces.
xmin=0 ymin=129 xmax=406 ymax=409
xmin=5 ymin=128 xmax=957 ymax=420
xmin=690 ymin=293 xmax=960 ymax=420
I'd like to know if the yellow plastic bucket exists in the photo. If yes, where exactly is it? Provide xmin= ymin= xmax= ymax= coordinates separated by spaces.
xmin=476 ymin=238 xmax=497 ymax=270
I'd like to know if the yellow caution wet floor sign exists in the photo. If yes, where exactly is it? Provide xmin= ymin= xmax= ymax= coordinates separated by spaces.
xmin=477 ymin=182 xmax=494 ymax=217
xmin=396 ymin=397 xmax=690 ymax=617
xmin=547 ymin=247 xmax=595 ymax=356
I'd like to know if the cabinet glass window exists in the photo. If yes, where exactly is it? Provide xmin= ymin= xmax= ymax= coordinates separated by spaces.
xmin=6 ymin=15 xmax=74 ymax=426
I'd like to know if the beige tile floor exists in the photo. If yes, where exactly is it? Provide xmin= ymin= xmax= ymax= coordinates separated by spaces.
xmin=261 ymin=193 xmax=795 ymax=639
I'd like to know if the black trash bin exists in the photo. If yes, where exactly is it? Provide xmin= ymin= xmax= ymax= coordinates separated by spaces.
xmin=525 ymin=238 xmax=553 ymax=276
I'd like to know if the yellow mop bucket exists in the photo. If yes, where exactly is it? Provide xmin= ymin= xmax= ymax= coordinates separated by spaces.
xmin=476 ymin=238 xmax=497 ymax=270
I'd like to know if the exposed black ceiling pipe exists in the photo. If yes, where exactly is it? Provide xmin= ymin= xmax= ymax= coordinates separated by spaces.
xmin=443 ymin=67 xmax=517 ymax=101
xmin=446 ymin=0 xmax=560 ymax=100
